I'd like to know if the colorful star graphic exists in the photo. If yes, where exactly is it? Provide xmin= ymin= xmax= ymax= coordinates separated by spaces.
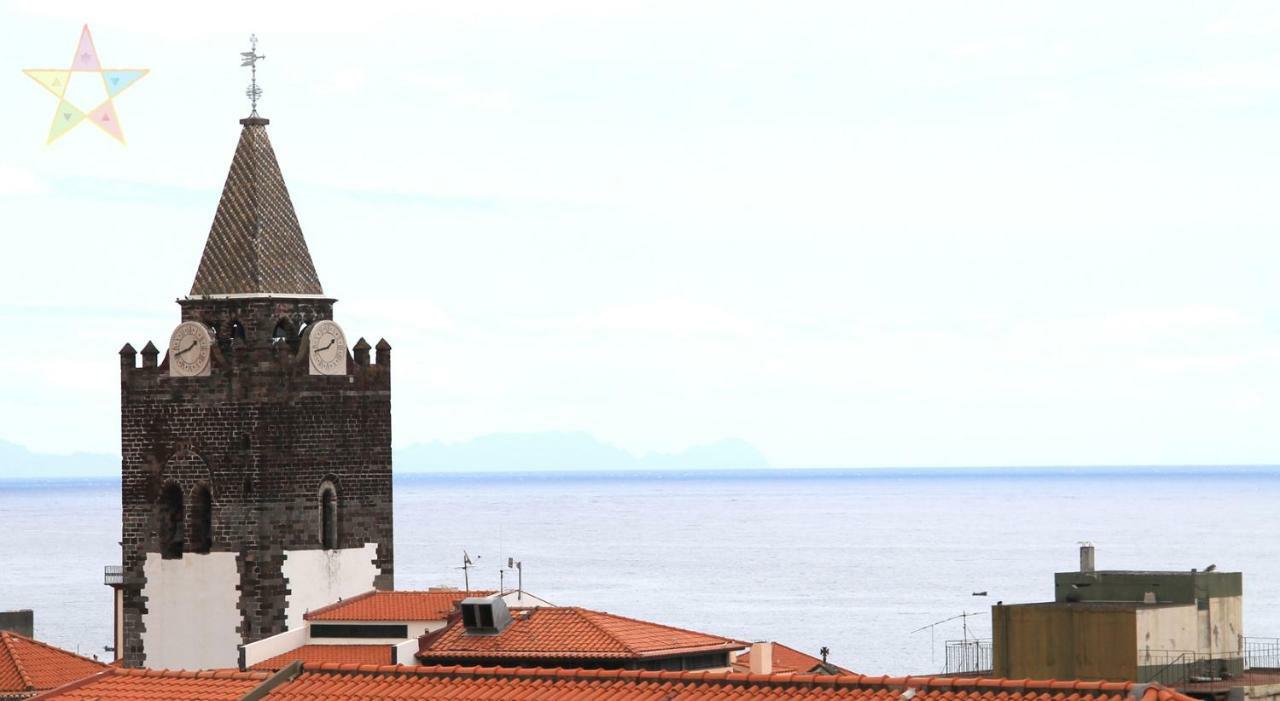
xmin=23 ymin=25 xmax=148 ymax=145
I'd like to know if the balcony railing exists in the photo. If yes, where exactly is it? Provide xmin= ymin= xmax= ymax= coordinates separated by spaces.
xmin=103 ymin=565 xmax=123 ymax=586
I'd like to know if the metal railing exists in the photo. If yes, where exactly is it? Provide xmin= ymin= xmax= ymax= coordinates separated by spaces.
xmin=1244 ymin=637 xmax=1280 ymax=670
xmin=945 ymin=639 xmax=992 ymax=675
xmin=1137 ymin=649 xmax=1243 ymax=686
xmin=103 ymin=565 xmax=123 ymax=586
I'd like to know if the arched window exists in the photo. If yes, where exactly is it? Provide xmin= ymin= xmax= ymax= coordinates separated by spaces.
xmin=319 ymin=482 xmax=338 ymax=549
xmin=158 ymin=483 xmax=184 ymax=559
xmin=271 ymin=319 xmax=291 ymax=344
xmin=189 ymin=485 xmax=213 ymax=554
xmin=230 ymin=320 xmax=246 ymax=342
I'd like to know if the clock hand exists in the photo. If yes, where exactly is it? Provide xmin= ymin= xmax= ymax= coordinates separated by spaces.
xmin=174 ymin=340 xmax=198 ymax=357
xmin=316 ymin=339 xmax=336 ymax=352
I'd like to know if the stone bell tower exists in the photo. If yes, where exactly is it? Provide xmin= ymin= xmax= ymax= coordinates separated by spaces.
xmin=116 ymin=114 xmax=393 ymax=669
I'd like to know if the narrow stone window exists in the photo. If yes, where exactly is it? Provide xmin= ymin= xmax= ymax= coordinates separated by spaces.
xmin=158 ymin=483 xmax=184 ymax=559
xmin=231 ymin=320 xmax=246 ymax=342
xmin=189 ymin=485 xmax=213 ymax=554
xmin=319 ymin=482 xmax=338 ymax=549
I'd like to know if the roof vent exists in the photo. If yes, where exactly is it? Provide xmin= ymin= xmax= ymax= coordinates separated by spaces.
xmin=460 ymin=595 xmax=512 ymax=635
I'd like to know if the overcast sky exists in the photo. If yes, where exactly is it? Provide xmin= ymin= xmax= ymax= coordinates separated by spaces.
xmin=3 ymin=2 xmax=1280 ymax=467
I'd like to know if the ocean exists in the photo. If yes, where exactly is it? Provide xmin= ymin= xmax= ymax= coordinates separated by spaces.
xmin=1 ymin=468 xmax=1277 ymax=675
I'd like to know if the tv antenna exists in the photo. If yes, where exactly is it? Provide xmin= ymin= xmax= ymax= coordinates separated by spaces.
xmin=910 ymin=611 xmax=988 ymax=669
xmin=455 ymin=551 xmax=475 ymax=592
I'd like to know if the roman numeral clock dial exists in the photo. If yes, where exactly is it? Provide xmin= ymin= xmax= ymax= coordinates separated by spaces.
xmin=168 ymin=321 xmax=212 ymax=377
xmin=308 ymin=320 xmax=348 ymax=376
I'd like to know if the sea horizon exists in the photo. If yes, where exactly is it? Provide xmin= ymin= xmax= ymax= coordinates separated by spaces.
xmin=6 ymin=463 xmax=1280 ymax=487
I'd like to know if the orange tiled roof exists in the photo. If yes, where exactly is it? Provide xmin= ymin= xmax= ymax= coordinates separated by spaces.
xmin=418 ymin=607 xmax=747 ymax=660
xmin=31 ymin=667 xmax=266 ymax=700
xmin=305 ymin=590 xmax=495 ymax=622
xmin=251 ymin=645 xmax=393 ymax=671
xmin=277 ymin=663 xmax=1204 ymax=701
xmin=734 ymin=642 xmax=855 ymax=674
xmin=29 ymin=663 xmax=1205 ymax=701
xmin=0 ymin=631 xmax=106 ymax=694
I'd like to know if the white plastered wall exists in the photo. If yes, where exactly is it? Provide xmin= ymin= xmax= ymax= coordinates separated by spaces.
xmin=1136 ymin=604 xmax=1198 ymax=653
xmin=1210 ymin=595 xmax=1243 ymax=655
xmin=281 ymin=544 xmax=379 ymax=630
xmin=141 ymin=552 xmax=241 ymax=670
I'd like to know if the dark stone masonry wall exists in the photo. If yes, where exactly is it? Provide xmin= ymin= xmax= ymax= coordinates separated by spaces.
xmin=118 ymin=296 xmax=393 ymax=668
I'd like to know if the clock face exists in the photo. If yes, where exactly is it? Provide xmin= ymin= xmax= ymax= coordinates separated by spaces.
xmin=309 ymin=320 xmax=348 ymax=376
xmin=169 ymin=321 xmax=213 ymax=377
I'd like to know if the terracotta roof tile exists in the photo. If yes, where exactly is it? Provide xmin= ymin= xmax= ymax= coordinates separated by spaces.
xmin=32 ymin=667 xmax=266 ymax=700
xmin=305 ymin=590 xmax=494 ymax=622
xmin=259 ymin=664 xmax=1203 ymax=701
xmin=251 ymin=645 xmax=393 ymax=671
xmin=417 ymin=607 xmax=747 ymax=661
xmin=32 ymin=664 xmax=1205 ymax=701
xmin=0 ymin=632 xmax=106 ymax=694
xmin=733 ymin=642 xmax=855 ymax=674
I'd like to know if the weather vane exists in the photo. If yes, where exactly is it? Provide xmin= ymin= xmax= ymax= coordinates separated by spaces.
xmin=240 ymin=34 xmax=265 ymax=115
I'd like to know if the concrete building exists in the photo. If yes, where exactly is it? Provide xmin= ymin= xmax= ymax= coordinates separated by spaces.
xmin=114 ymin=111 xmax=394 ymax=669
xmin=992 ymin=546 xmax=1243 ymax=683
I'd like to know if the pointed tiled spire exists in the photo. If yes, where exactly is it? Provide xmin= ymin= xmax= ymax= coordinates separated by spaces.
xmin=189 ymin=117 xmax=323 ymax=297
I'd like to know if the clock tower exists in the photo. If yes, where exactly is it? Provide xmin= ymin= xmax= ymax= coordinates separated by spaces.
xmin=116 ymin=114 xmax=394 ymax=669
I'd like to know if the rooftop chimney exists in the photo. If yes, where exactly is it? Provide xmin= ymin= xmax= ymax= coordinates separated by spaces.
xmin=0 ymin=610 xmax=33 ymax=638
xmin=749 ymin=641 xmax=773 ymax=674
xmin=1080 ymin=543 xmax=1095 ymax=573
xmin=460 ymin=595 xmax=512 ymax=635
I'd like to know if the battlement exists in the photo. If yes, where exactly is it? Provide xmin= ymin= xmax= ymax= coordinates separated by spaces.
xmin=119 ymin=333 xmax=391 ymax=391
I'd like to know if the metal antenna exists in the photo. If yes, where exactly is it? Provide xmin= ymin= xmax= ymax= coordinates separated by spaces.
xmin=455 ymin=551 xmax=475 ymax=592
xmin=910 ymin=611 xmax=990 ymax=670
xmin=240 ymin=34 xmax=265 ymax=115
xmin=508 ymin=558 xmax=523 ymax=600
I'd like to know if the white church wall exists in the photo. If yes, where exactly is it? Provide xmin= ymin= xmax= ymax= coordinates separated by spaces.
xmin=141 ymin=552 xmax=241 ymax=670
xmin=281 ymin=543 xmax=379 ymax=630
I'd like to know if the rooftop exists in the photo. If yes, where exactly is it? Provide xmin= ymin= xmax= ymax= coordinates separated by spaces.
xmin=417 ymin=607 xmax=748 ymax=660
xmin=250 ymin=645 xmax=392 ymax=671
xmin=305 ymin=589 xmax=495 ymax=622
xmin=32 ymin=667 xmax=266 ymax=700
xmin=1002 ymin=601 xmax=1187 ymax=610
xmin=32 ymin=662 xmax=1203 ymax=701
xmin=734 ymin=642 xmax=855 ymax=674
xmin=0 ymin=631 xmax=106 ymax=695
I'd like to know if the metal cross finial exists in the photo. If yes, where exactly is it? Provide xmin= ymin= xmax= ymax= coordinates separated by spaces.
xmin=240 ymin=34 xmax=265 ymax=115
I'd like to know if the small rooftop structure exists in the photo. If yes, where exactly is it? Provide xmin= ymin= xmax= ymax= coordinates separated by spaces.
xmin=240 ymin=589 xmax=554 ymax=671
xmin=992 ymin=545 xmax=1244 ymax=684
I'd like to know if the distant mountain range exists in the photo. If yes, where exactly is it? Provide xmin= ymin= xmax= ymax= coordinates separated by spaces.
xmin=0 ymin=440 xmax=117 ymax=479
xmin=0 ymin=433 xmax=768 ymax=479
